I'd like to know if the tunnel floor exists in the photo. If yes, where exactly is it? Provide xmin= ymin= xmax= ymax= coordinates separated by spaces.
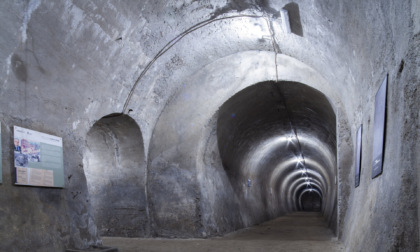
xmin=102 ymin=212 xmax=344 ymax=252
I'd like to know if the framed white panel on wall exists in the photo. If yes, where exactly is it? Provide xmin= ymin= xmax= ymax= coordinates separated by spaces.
xmin=371 ymin=75 xmax=388 ymax=179
xmin=13 ymin=126 xmax=64 ymax=188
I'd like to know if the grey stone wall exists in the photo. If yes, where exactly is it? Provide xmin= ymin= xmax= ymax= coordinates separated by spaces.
xmin=0 ymin=0 xmax=418 ymax=251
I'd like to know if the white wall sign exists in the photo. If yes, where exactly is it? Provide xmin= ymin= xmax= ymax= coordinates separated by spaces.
xmin=371 ymin=76 xmax=387 ymax=178
xmin=13 ymin=126 xmax=64 ymax=188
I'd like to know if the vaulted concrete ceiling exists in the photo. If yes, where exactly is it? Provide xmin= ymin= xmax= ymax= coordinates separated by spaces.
xmin=0 ymin=0 xmax=418 ymax=251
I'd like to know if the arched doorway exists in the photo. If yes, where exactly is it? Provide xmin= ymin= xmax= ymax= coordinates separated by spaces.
xmin=83 ymin=114 xmax=147 ymax=237
xmin=217 ymin=81 xmax=336 ymax=228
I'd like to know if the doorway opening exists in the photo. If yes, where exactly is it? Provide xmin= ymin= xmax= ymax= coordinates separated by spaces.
xmin=83 ymin=114 xmax=147 ymax=237
xmin=217 ymin=81 xmax=336 ymax=229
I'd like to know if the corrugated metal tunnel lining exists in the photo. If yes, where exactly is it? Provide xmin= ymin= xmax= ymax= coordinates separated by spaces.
xmin=217 ymin=81 xmax=337 ymax=226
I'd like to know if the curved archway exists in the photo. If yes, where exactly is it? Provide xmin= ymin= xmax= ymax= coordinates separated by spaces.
xmin=216 ymin=80 xmax=336 ymax=227
xmin=148 ymin=51 xmax=348 ymax=237
xmin=83 ymin=114 xmax=147 ymax=237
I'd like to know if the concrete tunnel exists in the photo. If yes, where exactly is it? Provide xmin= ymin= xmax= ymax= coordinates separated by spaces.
xmin=216 ymin=81 xmax=336 ymax=222
xmin=0 ymin=0 xmax=419 ymax=251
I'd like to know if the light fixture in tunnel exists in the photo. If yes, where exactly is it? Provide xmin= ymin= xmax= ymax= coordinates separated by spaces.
xmin=304 ymin=176 xmax=312 ymax=187
xmin=295 ymin=155 xmax=304 ymax=164
xmin=287 ymin=135 xmax=295 ymax=143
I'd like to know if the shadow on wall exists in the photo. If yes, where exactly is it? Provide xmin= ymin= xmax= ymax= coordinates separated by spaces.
xmin=283 ymin=2 xmax=303 ymax=37
xmin=83 ymin=114 xmax=147 ymax=237
xmin=211 ymin=0 xmax=280 ymax=19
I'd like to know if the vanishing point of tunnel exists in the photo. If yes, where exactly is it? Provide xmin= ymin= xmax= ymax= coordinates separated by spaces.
xmin=0 ymin=0 xmax=419 ymax=251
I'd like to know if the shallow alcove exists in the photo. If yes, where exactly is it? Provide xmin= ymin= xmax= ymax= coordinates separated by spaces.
xmin=217 ymin=81 xmax=336 ymax=230
xmin=83 ymin=114 xmax=147 ymax=237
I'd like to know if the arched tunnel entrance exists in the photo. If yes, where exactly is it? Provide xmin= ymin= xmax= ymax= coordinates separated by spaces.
xmin=83 ymin=114 xmax=147 ymax=237
xmin=146 ymin=53 xmax=342 ymax=238
xmin=217 ymin=81 xmax=337 ymax=228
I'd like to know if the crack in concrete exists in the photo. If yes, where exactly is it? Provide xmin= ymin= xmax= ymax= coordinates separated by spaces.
xmin=263 ymin=15 xmax=280 ymax=82
xmin=263 ymin=15 xmax=313 ymax=186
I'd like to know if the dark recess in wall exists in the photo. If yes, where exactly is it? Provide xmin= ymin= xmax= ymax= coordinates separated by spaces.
xmin=11 ymin=54 xmax=27 ymax=82
xmin=211 ymin=0 xmax=280 ymax=19
xmin=283 ymin=2 xmax=303 ymax=36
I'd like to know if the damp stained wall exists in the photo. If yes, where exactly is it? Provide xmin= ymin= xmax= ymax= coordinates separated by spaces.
xmin=0 ymin=0 xmax=418 ymax=251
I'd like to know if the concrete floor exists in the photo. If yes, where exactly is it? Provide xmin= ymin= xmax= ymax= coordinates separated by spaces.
xmin=102 ymin=212 xmax=344 ymax=252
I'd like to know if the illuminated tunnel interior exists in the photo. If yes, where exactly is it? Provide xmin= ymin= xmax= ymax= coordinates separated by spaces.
xmin=1 ymin=1 xmax=419 ymax=251
xmin=217 ymin=81 xmax=337 ymax=229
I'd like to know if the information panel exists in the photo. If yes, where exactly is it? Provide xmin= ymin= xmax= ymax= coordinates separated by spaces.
xmin=354 ymin=125 xmax=362 ymax=187
xmin=371 ymin=76 xmax=387 ymax=179
xmin=14 ymin=126 xmax=64 ymax=188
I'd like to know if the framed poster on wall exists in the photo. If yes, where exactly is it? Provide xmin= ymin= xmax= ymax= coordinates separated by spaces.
xmin=13 ymin=126 xmax=64 ymax=188
xmin=355 ymin=125 xmax=362 ymax=187
xmin=371 ymin=75 xmax=388 ymax=179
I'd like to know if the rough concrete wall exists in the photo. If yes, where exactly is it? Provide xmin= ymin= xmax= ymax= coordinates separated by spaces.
xmin=0 ymin=0 xmax=418 ymax=250
xmin=0 ymin=2 xmax=98 ymax=249
xmin=359 ymin=30 xmax=419 ymax=252
xmin=314 ymin=1 xmax=419 ymax=251
xmin=342 ymin=42 xmax=419 ymax=251
xmin=197 ymin=112 xmax=245 ymax=236
xmin=0 ymin=1 xmax=151 ymax=250
xmin=0 ymin=118 xmax=98 ymax=251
